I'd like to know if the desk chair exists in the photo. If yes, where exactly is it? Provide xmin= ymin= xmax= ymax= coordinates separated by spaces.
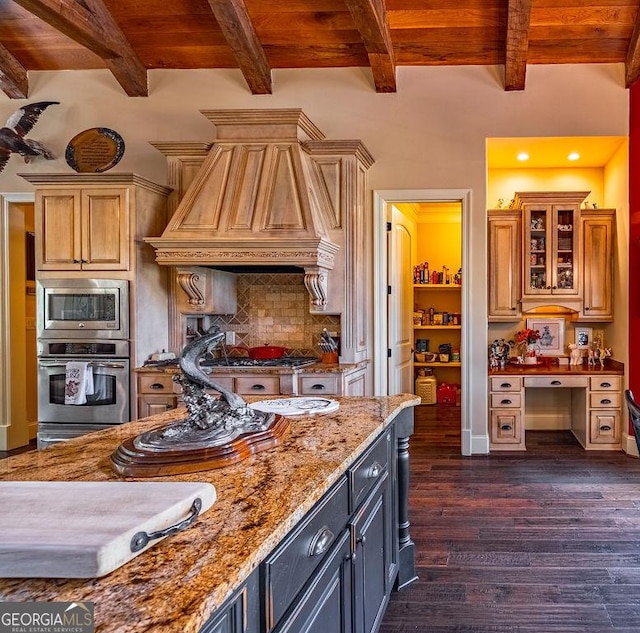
xmin=625 ymin=389 xmax=640 ymax=455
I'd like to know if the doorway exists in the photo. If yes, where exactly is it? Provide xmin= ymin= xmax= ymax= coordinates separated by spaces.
xmin=0 ymin=194 xmax=37 ymax=450
xmin=373 ymin=188 xmax=475 ymax=456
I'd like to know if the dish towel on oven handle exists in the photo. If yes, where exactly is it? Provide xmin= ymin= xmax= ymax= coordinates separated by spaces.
xmin=64 ymin=361 xmax=95 ymax=405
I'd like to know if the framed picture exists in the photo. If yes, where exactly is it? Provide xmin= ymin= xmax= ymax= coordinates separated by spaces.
xmin=574 ymin=326 xmax=592 ymax=350
xmin=526 ymin=317 xmax=565 ymax=355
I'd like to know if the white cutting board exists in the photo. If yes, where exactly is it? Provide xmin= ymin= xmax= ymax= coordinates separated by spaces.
xmin=0 ymin=481 xmax=216 ymax=578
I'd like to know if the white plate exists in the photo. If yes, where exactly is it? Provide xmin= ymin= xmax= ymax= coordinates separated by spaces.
xmin=249 ymin=397 xmax=339 ymax=416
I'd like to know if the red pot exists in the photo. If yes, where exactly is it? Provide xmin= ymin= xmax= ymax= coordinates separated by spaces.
xmin=232 ymin=345 xmax=287 ymax=359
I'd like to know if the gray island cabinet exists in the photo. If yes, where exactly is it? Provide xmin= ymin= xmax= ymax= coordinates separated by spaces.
xmin=0 ymin=395 xmax=419 ymax=633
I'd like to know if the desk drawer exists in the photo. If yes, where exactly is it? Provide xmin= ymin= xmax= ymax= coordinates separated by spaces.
xmin=589 ymin=376 xmax=621 ymax=392
xmin=524 ymin=376 xmax=588 ymax=389
xmin=490 ymin=393 xmax=522 ymax=408
xmin=589 ymin=392 xmax=621 ymax=409
xmin=490 ymin=377 xmax=522 ymax=392
xmin=263 ymin=477 xmax=349 ymax=629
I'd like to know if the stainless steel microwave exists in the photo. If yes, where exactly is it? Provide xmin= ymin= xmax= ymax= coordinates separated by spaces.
xmin=36 ymin=279 xmax=129 ymax=339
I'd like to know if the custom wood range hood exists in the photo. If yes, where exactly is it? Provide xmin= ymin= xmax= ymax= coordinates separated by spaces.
xmin=147 ymin=109 xmax=372 ymax=312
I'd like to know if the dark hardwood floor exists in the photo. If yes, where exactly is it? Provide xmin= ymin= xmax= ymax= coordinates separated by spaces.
xmin=380 ymin=404 xmax=640 ymax=633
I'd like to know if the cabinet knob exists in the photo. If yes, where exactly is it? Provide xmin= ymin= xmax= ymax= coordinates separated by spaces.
xmin=500 ymin=383 xmax=512 ymax=388
xmin=150 ymin=383 xmax=165 ymax=390
xmin=165 ymin=403 xmax=173 ymax=410
xmin=345 ymin=552 xmax=357 ymax=562
xmin=585 ymin=306 xmax=590 ymax=310
xmin=600 ymin=425 xmax=612 ymax=432
xmin=550 ymin=380 xmax=561 ymax=386
xmin=601 ymin=382 xmax=611 ymax=388
xmin=250 ymin=384 xmax=266 ymax=390
xmin=600 ymin=399 xmax=612 ymax=405
xmin=357 ymin=535 xmax=367 ymax=546
xmin=367 ymin=462 xmax=382 ymax=479
xmin=72 ymin=259 xmax=80 ymax=264
xmin=500 ymin=399 xmax=512 ymax=405
xmin=500 ymin=424 xmax=512 ymax=431
xmin=510 ymin=307 xmax=516 ymax=310
xmin=311 ymin=384 xmax=326 ymax=390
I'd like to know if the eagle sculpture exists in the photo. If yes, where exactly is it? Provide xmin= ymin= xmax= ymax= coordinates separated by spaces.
xmin=0 ymin=101 xmax=59 ymax=173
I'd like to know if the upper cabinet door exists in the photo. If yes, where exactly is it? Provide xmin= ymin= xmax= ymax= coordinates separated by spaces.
xmin=581 ymin=210 xmax=615 ymax=321
xmin=488 ymin=211 xmax=521 ymax=321
xmin=36 ymin=189 xmax=82 ymax=271
xmin=522 ymin=202 xmax=580 ymax=299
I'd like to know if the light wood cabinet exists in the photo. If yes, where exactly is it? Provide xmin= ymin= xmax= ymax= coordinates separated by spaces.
xmin=488 ymin=377 xmax=525 ymax=450
xmin=581 ymin=209 xmax=615 ymax=321
xmin=488 ymin=210 xmax=521 ymax=321
xmin=35 ymin=187 xmax=129 ymax=271
xmin=487 ymin=192 xmax=615 ymax=322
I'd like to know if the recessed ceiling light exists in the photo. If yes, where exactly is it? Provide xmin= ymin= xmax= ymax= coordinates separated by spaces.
xmin=568 ymin=152 xmax=580 ymax=161
xmin=517 ymin=152 xmax=529 ymax=161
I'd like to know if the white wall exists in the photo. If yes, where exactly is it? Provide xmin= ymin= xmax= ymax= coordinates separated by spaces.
xmin=0 ymin=64 xmax=629 ymax=450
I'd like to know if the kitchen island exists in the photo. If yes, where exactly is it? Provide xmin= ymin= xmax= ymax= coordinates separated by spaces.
xmin=0 ymin=394 xmax=419 ymax=633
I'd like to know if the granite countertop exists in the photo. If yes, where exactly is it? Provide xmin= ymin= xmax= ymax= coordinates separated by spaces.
xmin=489 ymin=358 xmax=624 ymax=376
xmin=135 ymin=360 xmax=368 ymax=375
xmin=0 ymin=394 xmax=419 ymax=633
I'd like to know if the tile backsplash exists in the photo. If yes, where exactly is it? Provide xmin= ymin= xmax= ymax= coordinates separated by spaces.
xmin=210 ymin=273 xmax=340 ymax=356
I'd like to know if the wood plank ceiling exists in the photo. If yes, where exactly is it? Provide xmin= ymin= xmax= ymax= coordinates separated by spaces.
xmin=0 ymin=0 xmax=640 ymax=99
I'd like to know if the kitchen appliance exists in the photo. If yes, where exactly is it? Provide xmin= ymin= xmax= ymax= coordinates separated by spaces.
xmin=36 ymin=339 xmax=130 ymax=448
xmin=37 ymin=278 xmax=129 ymax=339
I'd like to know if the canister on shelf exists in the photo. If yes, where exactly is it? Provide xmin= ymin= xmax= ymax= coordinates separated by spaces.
xmin=415 ymin=369 xmax=437 ymax=405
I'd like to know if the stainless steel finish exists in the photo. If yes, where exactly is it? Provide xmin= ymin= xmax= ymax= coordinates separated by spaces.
xmin=37 ymin=278 xmax=129 ymax=339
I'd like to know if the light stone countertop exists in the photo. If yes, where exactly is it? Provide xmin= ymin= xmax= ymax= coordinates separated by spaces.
xmin=0 ymin=394 xmax=419 ymax=633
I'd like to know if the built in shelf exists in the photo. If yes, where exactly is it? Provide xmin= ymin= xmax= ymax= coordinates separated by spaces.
xmin=414 ymin=325 xmax=462 ymax=330
xmin=413 ymin=284 xmax=461 ymax=289
xmin=414 ymin=362 xmax=462 ymax=368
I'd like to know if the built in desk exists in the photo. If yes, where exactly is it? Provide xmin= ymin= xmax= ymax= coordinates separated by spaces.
xmin=488 ymin=360 xmax=624 ymax=450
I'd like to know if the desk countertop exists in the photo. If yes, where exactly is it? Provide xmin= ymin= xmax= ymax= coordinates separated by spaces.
xmin=489 ymin=359 xmax=624 ymax=376
xmin=0 ymin=394 xmax=419 ymax=633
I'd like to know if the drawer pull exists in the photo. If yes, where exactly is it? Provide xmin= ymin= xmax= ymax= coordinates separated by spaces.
xmin=150 ymin=383 xmax=165 ymax=390
xmin=367 ymin=462 xmax=382 ymax=479
xmin=601 ymin=382 xmax=611 ymax=388
xmin=600 ymin=399 xmax=612 ymax=405
xmin=600 ymin=425 xmax=612 ymax=432
xmin=550 ymin=380 xmax=562 ymax=386
xmin=500 ymin=424 xmax=512 ymax=431
xmin=500 ymin=383 xmax=512 ymax=388
xmin=500 ymin=399 xmax=512 ymax=405
xmin=311 ymin=384 xmax=326 ymax=390
xmin=250 ymin=384 xmax=266 ymax=390
xmin=308 ymin=526 xmax=334 ymax=558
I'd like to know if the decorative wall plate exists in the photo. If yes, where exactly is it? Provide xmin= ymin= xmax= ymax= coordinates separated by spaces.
xmin=249 ymin=397 xmax=339 ymax=416
xmin=65 ymin=127 xmax=125 ymax=173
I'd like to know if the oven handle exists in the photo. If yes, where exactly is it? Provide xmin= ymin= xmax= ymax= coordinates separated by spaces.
xmin=38 ymin=361 xmax=128 ymax=369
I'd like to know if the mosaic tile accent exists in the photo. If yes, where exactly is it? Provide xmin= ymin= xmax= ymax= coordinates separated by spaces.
xmin=210 ymin=273 xmax=340 ymax=356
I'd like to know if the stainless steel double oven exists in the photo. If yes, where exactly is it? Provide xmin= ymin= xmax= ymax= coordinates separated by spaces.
xmin=36 ymin=279 xmax=130 ymax=448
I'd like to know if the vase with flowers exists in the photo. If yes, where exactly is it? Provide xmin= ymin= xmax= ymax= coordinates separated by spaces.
xmin=514 ymin=328 xmax=541 ymax=364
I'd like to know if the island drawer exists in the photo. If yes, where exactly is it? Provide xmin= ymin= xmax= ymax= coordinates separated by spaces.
xmin=203 ymin=377 xmax=234 ymax=394
xmin=590 ymin=376 xmax=621 ymax=391
xmin=490 ymin=377 xmax=522 ymax=392
xmin=235 ymin=376 xmax=281 ymax=395
xmin=490 ymin=393 xmax=522 ymax=408
xmin=524 ymin=376 xmax=588 ymax=389
xmin=348 ymin=430 xmax=390 ymax=512
xmin=138 ymin=374 xmax=178 ymax=394
xmin=589 ymin=392 xmax=621 ymax=409
xmin=298 ymin=375 xmax=340 ymax=395
xmin=263 ymin=476 xmax=349 ymax=630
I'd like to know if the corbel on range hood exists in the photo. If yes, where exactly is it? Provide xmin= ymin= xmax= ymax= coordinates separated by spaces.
xmin=146 ymin=109 xmax=339 ymax=311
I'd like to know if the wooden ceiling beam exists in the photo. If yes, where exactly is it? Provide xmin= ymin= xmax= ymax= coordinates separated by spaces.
xmin=625 ymin=6 xmax=640 ymax=87
xmin=13 ymin=0 xmax=148 ymax=96
xmin=0 ymin=43 xmax=29 ymax=99
xmin=206 ymin=0 xmax=272 ymax=95
xmin=505 ymin=0 xmax=532 ymax=91
xmin=344 ymin=0 xmax=397 ymax=93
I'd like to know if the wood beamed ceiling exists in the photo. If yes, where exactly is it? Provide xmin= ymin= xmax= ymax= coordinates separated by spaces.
xmin=1 ymin=0 xmax=640 ymax=99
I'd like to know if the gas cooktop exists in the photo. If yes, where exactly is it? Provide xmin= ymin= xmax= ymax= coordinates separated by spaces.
xmin=144 ymin=356 xmax=319 ymax=368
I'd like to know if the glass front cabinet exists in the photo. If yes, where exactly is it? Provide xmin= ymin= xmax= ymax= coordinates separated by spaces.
xmin=518 ymin=192 xmax=586 ymax=300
